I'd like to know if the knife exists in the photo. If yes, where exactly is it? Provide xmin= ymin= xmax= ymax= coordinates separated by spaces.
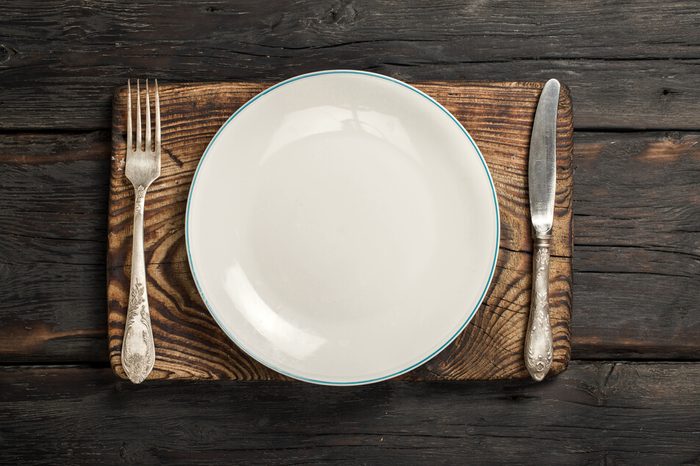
xmin=525 ymin=78 xmax=560 ymax=381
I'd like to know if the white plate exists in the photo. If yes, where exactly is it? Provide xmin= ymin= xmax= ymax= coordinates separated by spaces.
xmin=186 ymin=70 xmax=499 ymax=385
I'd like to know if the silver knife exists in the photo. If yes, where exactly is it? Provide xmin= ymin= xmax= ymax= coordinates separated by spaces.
xmin=525 ymin=78 xmax=560 ymax=381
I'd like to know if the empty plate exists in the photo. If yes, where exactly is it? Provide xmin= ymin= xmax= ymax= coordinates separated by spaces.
xmin=186 ymin=70 xmax=499 ymax=385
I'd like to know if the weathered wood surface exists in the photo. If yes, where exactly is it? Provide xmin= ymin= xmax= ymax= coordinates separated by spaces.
xmin=1 ymin=362 xmax=699 ymax=465
xmin=0 ymin=132 xmax=110 ymax=363
xmin=0 ymin=2 xmax=699 ymax=465
xmin=572 ymin=132 xmax=700 ymax=359
xmin=107 ymin=81 xmax=574 ymax=381
xmin=1 ymin=0 xmax=700 ymax=130
xmin=1 ymin=1 xmax=699 ymax=464
xmin=1 ymin=131 xmax=697 ymax=363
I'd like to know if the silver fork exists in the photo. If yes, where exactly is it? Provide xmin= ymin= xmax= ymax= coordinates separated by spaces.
xmin=122 ymin=79 xmax=160 ymax=383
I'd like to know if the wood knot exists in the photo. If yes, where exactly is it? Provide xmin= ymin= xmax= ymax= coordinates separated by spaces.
xmin=327 ymin=0 xmax=358 ymax=25
xmin=661 ymin=88 xmax=677 ymax=97
xmin=0 ymin=44 xmax=13 ymax=65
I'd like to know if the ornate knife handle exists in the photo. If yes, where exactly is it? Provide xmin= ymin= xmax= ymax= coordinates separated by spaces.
xmin=121 ymin=185 xmax=155 ymax=383
xmin=524 ymin=231 xmax=553 ymax=381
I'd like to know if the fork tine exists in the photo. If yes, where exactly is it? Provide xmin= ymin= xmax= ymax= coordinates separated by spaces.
xmin=136 ymin=80 xmax=142 ymax=151
xmin=126 ymin=80 xmax=132 ymax=151
xmin=154 ymin=79 xmax=161 ymax=151
xmin=145 ymin=80 xmax=152 ymax=151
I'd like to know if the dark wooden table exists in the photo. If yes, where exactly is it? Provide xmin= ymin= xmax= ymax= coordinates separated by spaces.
xmin=1 ymin=2 xmax=699 ymax=464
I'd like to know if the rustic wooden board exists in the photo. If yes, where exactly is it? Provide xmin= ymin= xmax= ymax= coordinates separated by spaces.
xmin=106 ymin=80 xmax=573 ymax=381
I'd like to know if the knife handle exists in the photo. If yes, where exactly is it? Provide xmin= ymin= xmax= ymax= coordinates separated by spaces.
xmin=525 ymin=232 xmax=553 ymax=381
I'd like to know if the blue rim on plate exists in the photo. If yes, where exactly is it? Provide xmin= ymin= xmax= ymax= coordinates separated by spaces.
xmin=185 ymin=70 xmax=501 ymax=385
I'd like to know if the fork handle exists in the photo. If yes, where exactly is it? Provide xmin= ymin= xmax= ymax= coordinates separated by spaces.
xmin=524 ymin=232 xmax=553 ymax=381
xmin=121 ymin=184 xmax=155 ymax=383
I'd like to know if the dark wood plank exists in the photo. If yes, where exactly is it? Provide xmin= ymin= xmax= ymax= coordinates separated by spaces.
xmin=107 ymin=81 xmax=574 ymax=381
xmin=572 ymin=132 xmax=700 ymax=359
xmin=4 ymin=0 xmax=699 ymax=60
xmin=1 ymin=0 xmax=700 ymax=130
xmin=1 ymin=362 xmax=698 ymax=465
xmin=0 ymin=132 xmax=109 ymax=363
xmin=0 ymin=130 xmax=697 ymax=364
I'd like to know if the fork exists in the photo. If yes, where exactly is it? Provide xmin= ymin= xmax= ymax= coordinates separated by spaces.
xmin=122 ymin=79 xmax=160 ymax=383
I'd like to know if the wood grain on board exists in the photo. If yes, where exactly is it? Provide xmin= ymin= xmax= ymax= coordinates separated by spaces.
xmin=107 ymin=80 xmax=574 ymax=381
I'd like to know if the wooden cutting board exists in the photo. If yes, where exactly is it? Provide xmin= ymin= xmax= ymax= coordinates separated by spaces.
xmin=107 ymin=80 xmax=573 ymax=381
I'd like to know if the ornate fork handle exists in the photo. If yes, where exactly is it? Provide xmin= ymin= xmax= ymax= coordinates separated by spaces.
xmin=121 ymin=184 xmax=155 ymax=383
xmin=524 ymin=232 xmax=553 ymax=381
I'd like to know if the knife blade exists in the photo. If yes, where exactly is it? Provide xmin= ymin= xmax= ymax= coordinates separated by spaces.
xmin=524 ymin=78 xmax=560 ymax=381
xmin=529 ymin=79 xmax=560 ymax=235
